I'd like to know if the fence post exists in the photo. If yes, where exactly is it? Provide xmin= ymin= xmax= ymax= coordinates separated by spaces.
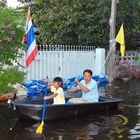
xmin=95 ymin=48 xmax=105 ymax=75
xmin=58 ymin=51 xmax=63 ymax=77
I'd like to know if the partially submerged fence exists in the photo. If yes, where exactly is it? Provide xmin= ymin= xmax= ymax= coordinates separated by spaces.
xmin=115 ymin=50 xmax=140 ymax=78
xmin=20 ymin=45 xmax=105 ymax=80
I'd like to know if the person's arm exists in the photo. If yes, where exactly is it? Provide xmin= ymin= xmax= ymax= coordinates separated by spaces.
xmin=75 ymin=79 xmax=90 ymax=93
xmin=44 ymin=93 xmax=57 ymax=100
xmin=69 ymin=87 xmax=78 ymax=93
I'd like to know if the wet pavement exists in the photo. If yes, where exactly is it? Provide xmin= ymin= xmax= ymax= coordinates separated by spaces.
xmin=0 ymin=79 xmax=139 ymax=140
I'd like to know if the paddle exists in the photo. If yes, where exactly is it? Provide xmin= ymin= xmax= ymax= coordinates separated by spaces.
xmin=36 ymin=82 xmax=48 ymax=134
xmin=66 ymin=75 xmax=83 ymax=93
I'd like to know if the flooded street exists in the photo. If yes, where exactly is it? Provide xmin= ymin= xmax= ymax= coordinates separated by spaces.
xmin=0 ymin=79 xmax=139 ymax=140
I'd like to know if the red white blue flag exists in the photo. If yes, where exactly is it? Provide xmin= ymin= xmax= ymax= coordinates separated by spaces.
xmin=25 ymin=8 xmax=38 ymax=68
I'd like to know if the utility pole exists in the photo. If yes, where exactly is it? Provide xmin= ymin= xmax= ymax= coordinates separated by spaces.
xmin=106 ymin=0 xmax=118 ymax=82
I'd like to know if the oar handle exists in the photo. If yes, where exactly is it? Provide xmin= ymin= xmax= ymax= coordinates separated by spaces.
xmin=42 ymin=100 xmax=46 ymax=121
xmin=42 ymin=83 xmax=48 ymax=121
xmin=66 ymin=81 xmax=76 ymax=93
xmin=66 ymin=76 xmax=83 ymax=93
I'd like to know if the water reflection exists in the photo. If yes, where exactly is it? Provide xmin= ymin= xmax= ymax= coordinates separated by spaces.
xmin=74 ymin=123 xmax=100 ymax=140
xmin=129 ymin=104 xmax=140 ymax=140
xmin=10 ymin=121 xmax=46 ymax=140
xmin=8 ymin=113 xmax=130 ymax=140
xmin=129 ymin=123 xmax=140 ymax=139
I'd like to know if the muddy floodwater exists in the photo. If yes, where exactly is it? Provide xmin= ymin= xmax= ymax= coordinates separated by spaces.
xmin=0 ymin=79 xmax=140 ymax=140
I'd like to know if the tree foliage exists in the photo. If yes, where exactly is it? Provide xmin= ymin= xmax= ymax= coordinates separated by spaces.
xmin=0 ymin=67 xmax=25 ymax=95
xmin=116 ymin=0 xmax=140 ymax=49
xmin=21 ymin=0 xmax=140 ymax=48
xmin=18 ymin=0 xmax=32 ymax=3
xmin=34 ymin=0 xmax=111 ymax=46
xmin=0 ymin=8 xmax=25 ymax=65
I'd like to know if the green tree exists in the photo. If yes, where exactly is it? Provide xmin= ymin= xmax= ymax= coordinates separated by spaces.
xmin=18 ymin=0 xmax=32 ymax=3
xmin=20 ymin=0 xmax=140 ymax=48
xmin=116 ymin=0 xmax=140 ymax=49
xmin=0 ymin=8 xmax=25 ymax=65
xmin=0 ymin=67 xmax=25 ymax=95
xmin=33 ymin=0 xmax=111 ymax=46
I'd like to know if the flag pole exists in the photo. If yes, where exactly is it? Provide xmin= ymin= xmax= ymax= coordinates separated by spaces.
xmin=25 ymin=6 xmax=38 ymax=68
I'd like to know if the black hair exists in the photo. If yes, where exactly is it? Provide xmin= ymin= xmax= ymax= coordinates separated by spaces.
xmin=53 ymin=77 xmax=63 ymax=87
xmin=83 ymin=69 xmax=93 ymax=76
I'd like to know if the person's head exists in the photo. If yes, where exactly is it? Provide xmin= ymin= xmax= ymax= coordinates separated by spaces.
xmin=53 ymin=77 xmax=63 ymax=89
xmin=83 ymin=69 xmax=92 ymax=83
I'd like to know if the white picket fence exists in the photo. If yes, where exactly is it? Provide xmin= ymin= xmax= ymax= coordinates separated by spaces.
xmin=19 ymin=45 xmax=105 ymax=80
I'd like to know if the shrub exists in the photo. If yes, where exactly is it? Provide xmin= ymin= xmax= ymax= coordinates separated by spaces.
xmin=0 ymin=67 xmax=25 ymax=95
xmin=0 ymin=8 xmax=25 ymax=65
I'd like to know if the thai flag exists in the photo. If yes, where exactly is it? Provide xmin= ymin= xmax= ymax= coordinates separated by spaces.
xmin=25 ymin=8 xmax=38 ymax=68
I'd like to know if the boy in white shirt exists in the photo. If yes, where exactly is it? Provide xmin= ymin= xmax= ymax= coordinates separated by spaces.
xmin=44 ymin=77 xmax=65 ymax=104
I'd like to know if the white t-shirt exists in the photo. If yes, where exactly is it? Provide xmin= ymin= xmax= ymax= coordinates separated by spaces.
xmin=78 ymin=79 xmax=99 ymax=102
xmin=53 ymin=87 xmax=65 ymax=104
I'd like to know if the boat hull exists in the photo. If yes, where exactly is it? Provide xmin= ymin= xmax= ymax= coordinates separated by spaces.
xmin=13 ymin=96 xmax=123 ymax=121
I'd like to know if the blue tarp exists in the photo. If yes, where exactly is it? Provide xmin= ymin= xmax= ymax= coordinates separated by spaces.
xmin=63 ymin=74 xmax=108 ymax=90
xmin=23 ymin=74 xmax=108 ymax=97
xmin=23 ymin=80 xmax=47 ymax=97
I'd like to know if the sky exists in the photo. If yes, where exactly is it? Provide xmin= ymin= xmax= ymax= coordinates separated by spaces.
xmin=7 ymin=0 xmax=21 ymax=8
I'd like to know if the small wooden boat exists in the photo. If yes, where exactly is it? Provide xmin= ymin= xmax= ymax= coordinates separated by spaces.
xmin=10 ymin=95 xmax=123 ymax=121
